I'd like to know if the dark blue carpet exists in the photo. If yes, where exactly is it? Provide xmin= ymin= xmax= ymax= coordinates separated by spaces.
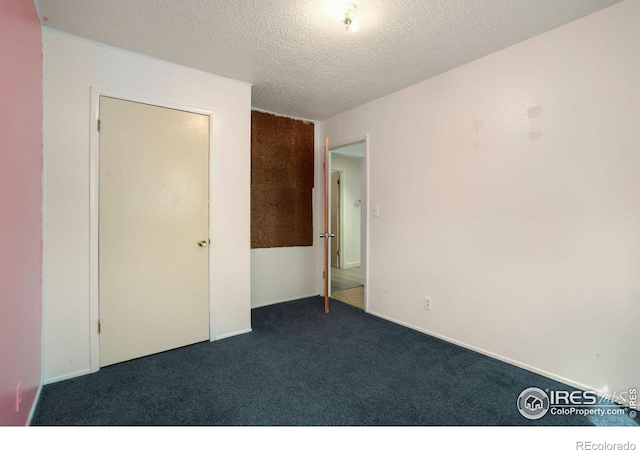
xmin=31 ymin=296 xmax=638 ymax=426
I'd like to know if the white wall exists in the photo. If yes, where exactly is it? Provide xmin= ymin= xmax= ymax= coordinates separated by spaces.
xmin=323 ymin=0 xmax=640 ymax=399
xmin=251 ymin=247 xmax=319 ymax=307
xmin=331 ymin=153 xmax=363 ymax=268
xmin=42 ymin=30 xmax=252 ymax=383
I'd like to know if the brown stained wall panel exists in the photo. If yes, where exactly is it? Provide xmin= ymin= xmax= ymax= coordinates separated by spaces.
xmin=251 ymin=111 xmax=314 ymax=248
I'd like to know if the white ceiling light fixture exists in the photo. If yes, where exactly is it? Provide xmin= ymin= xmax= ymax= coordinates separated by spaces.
xmin=342 ymin=3 xmax=360 ymax=33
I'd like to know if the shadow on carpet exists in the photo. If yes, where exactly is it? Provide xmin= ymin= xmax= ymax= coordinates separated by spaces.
xmin=32 ymin=296 xmax=639 ymax=426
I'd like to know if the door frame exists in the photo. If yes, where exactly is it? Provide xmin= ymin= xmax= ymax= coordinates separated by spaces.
xmin=330 ymin=169 xmax=344 ymax=269
xmin=327 ymin=134 xmax=370 ymax=312
xmin=88 ymin=87 xmax=216 ymax=373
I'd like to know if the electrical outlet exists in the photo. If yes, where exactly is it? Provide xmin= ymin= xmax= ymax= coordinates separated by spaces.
xmin=424 ymin=297 xmax=432 ymax=311
xmin=15 ymin=381 xmax=22 ymax=412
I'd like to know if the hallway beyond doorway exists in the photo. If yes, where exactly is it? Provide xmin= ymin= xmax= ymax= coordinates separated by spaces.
xmin=331 ymin=266 xmax=361 ymax=292
xmin=331 ymin=266 xmax=364 ymax=310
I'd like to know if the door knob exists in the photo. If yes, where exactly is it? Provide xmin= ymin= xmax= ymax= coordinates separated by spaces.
xmin=198 ymin=239 xmax=208 ymax=247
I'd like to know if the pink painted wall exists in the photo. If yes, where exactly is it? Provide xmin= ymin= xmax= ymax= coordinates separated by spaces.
xmin=0 ymin=0 xmax=43 ymax=426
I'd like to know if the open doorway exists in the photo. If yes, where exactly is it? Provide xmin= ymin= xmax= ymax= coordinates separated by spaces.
xmin=329 ymin=141 xmax=366 ymax=309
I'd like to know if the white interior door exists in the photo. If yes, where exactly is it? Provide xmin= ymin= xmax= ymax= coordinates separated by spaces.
xmin=99 ymin=96 xmax=210 ymax=367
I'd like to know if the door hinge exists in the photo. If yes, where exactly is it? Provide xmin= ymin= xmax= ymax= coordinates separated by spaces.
xmin=337 ymin=179 xmax=340 ymax=185
xmin=323 ymin=271 xmax=325 ymax=279
xmin=98 ymin=320 xmax=101 ymax=334
xmin=97 ymin=119 xmax=101 ymax=132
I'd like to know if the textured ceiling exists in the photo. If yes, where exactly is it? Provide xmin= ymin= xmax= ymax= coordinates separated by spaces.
xmin=35 ymin=0 xmax=620 ymax=120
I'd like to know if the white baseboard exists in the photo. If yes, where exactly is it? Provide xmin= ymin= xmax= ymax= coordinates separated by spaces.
xmin=344 ymin=262 xmax=360 ymax=269
xmin=43 ymin=368 xmax=92 ymax=385
xmin=27 ymin=382 xmax=43 ymax=426
xmin=215 ymin=328 xmax=252 ymax=340
xmin=251 ymin=293 xmax=318 ymax=309
xmin=42 ymin=328 xmax=253 ymax=386
xmin=366 ymin=309 xmax=636 ymax=410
